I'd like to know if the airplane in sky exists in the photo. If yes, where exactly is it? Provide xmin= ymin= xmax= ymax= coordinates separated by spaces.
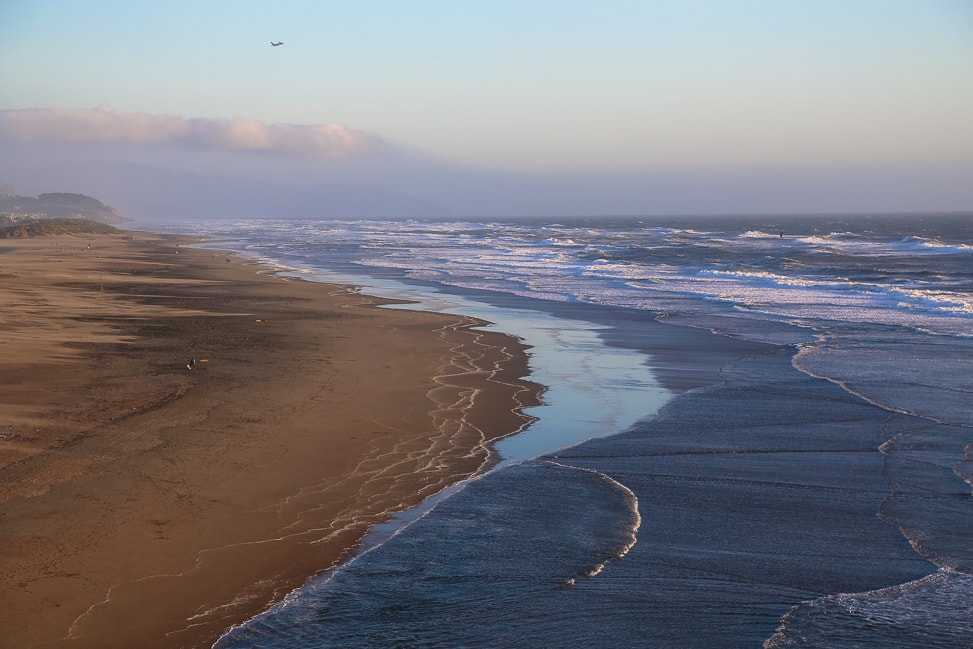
xmin=271 ymin=41 xmax=283 ymax=47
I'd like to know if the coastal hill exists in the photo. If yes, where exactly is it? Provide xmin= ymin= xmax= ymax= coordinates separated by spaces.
xmin=0 ymin=189 xmax=127 ymax=225
xmin=0 ymin=217 xmax=120 ymax=238
xmin=0 ymin=188 xmax=126 ymax=238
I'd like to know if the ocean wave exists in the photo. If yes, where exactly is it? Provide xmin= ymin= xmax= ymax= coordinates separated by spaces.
xmin=765 ymin=571 xmax=973 ymax=648
xmin=214 ymin=461 xmax=643 ymax=648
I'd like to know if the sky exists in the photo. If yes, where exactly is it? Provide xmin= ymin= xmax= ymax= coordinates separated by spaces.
xmin=1 ymin=0 xmax=972 ymax=218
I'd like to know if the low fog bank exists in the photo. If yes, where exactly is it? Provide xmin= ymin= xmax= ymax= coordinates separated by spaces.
xmin=2 ymin=141 xmax=971 ymax=223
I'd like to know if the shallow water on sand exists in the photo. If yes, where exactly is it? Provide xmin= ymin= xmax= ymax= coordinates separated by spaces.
xmin=271 ymin=269 xmax=674 ymax=466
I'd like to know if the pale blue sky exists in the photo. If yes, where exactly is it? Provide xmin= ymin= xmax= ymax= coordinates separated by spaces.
xmin=3 ymin=0 xmax=971 ymax=172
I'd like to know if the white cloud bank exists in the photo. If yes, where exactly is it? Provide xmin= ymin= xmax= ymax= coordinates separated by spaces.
xmin=0 ymin=105 xmax=380 ymax=156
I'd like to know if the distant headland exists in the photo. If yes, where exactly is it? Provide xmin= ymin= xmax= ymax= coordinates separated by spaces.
xmin=0 ymin=187 xmax=126 ymax=238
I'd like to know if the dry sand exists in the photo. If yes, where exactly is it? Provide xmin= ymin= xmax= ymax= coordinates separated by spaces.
xmin=0 ymin=232 xmax=541 ymax=649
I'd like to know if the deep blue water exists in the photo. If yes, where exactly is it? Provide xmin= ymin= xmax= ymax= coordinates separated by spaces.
xmin=158 ymin=213 xmax=973 ymax=647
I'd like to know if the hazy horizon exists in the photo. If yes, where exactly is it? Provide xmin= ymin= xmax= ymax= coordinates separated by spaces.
xmin=2 ymin=1 xmax=971 ymax=219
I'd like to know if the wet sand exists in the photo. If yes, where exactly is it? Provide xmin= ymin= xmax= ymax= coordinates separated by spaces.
xmin=0 ymin=232 xmax=541 ymax=649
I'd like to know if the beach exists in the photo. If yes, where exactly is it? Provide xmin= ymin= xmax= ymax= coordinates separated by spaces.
xmin=4 ymin=214 xmax=972 ymax=648
xmin=0 ymin=232 xmax=540 ymax=649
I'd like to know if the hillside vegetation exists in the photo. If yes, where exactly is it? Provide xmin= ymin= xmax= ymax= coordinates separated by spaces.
xmin=0 ymin=218 xmax=121 ymax=238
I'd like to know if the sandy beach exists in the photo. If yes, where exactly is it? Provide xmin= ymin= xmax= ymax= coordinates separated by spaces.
xmin=0 ymin=232 xmax=540 ymax=649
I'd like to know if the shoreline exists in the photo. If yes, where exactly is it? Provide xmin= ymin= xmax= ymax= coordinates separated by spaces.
xmin=0 ymin=231 xmax=541 ymax=649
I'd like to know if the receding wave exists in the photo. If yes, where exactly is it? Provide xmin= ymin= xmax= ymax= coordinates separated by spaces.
xmin=215 ymin=462 xmax=641 ymax=648
xmin=765 ymin=571 xmax=973 ymax=648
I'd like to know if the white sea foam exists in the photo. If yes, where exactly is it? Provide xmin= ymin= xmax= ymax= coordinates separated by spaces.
xmin=544 ymin=459 xmax=642 ymax=581
xmin=181 ymin=214 xmax=973 ymax=357
xmin=765 ymin=571 xmax=973 ymax=648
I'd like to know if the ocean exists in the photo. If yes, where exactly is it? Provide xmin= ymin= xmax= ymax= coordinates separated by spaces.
xmin=159 ymin=213 xmax=973 ymax=648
